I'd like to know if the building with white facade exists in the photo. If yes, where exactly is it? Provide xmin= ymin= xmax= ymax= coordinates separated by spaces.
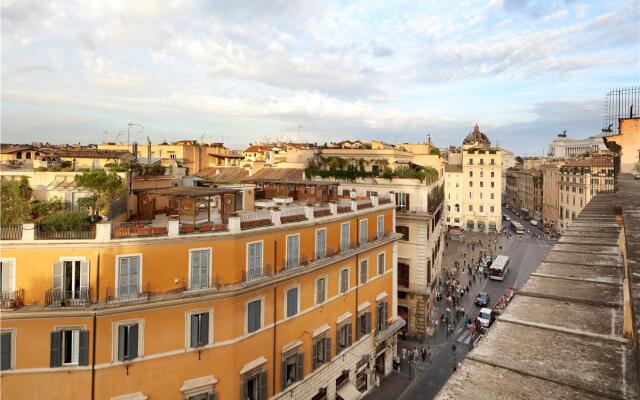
xmin=548 ymin=135 xmax=608 ymax=158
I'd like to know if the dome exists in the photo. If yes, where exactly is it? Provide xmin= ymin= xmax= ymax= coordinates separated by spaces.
xmin=463 ymin=124 xmax=491 ymax=147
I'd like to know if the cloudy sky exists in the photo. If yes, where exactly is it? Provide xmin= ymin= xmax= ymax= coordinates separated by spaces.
xmin=2 ymin=0 xmax=638 ymax=154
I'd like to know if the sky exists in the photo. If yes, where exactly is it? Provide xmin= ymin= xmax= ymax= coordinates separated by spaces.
xmin=1 ymin=0 xmax=639 ymax=155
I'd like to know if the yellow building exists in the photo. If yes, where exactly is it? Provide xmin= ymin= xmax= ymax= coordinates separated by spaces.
xmin=0 ymin=189 xmax=402 ymax=400
xmin=603 ymin=117 xmax=640 ymax=173
xmin=542 ymin=163 xmax=562 ymax=229
xmin=444 ymin=125 xmax=502 ymax=233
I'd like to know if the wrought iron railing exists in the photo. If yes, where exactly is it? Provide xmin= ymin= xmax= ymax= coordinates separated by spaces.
xmin=1 ymin=289 xmax=24 ymax=309
xmin=105 ymin=283 xmax=151 ymax=304
xmin=45 ymin=288 xmax=91 ymax=307
xmin=35 ymin=227 xmax=96 ymax=240
xmin=242 ymin=265 xmax=273 ymax=284
xmin=0 ymin=225 xmax=22 ymax=240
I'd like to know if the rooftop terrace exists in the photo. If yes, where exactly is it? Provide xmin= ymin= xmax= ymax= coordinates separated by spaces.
xmin=436 ymin=174 xmax=640 ymax=400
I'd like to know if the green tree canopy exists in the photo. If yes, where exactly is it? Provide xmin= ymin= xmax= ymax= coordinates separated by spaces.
xmin=1 ymin=177 xmax=32 ymax=225
xmin=74 ymin=170 xmax=126 ymax=217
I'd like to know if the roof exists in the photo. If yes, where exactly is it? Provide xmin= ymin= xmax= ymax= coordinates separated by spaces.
xmin=243 ymin=167 xmax=304 ymax=181
xmin=244 ymin=145 xmax=273 ymax=152
xmin=137 ymin=186 xmax=239 ymax=197
xmin=52 ymin=148 xmax=133 ymax=159
xmin=0 ymin=144 xmax=37 ymax=154
xmin=435 ymin=186 xmax=638 ymax=400
xmin=247 ymin=179 xmax=337 ymax=186
xmin=562 ymin=158 xmax=614 ymax=168
xmin=444 ymin=164 xmax=463 ymax=173
xmin=196 ymin=167 xmax=249 ymax=182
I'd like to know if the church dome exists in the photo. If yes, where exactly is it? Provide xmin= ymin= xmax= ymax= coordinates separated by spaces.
xmin=463 ymin=124 xmax=491 ymax=147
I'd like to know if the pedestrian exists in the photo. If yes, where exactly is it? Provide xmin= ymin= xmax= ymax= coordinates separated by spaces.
xmin=402 ymin=346 xmax=407 ymax=361
xmin=421 ymin=347 xmax=427 ymax=362
xmin=407 ymin=347 xmax=413 ymax=363
xmin=427 ymin=346 xmax=432 ymax=363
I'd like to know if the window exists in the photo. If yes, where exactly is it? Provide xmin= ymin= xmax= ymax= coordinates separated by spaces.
xmin=447 ymin=205 xmax=451 ymax=211
xmin=490 ymin=159 xmax=495 ymax=165
xmin=490 ymin=182 xmax=494 ymax=188
xmin=1 ymin=330 xmax=14 ymax=371
xmin=189 ymin=249 xmax=211 ymax=290
xmin=479 ymin=205 xmax=484 ymax=212
xmin=1 ymin=259 xmax=15 ymax=295
xmin=247 ymin=299 xmax=262 ymax=334
xmin=286 ymin=235 xmax=300 ymax=269
xmin=116 ymin=323 xmax=139 ymax=362
xmin=188 ymin=311 xmax=211 ymax=348
xmin=469 ymin=171 xmax=473 ymax=177
xmin=480 ymin=193 xmax=483 ymax=200
xmin=468 ymin=192 xmax=472 ymax=199
xmin=241 ymin=370 xmax=268 ymax=400
xmin=312 ymin=336 xmax=331 ymax=370
xmin=116 ymin=255 xmax=140 ymax=298
xmin=337 ymin=322 xmax=353 ymax=354
xmin=480 ymin=171 xmax=484 ymax=177
xmin=395 ymin=192 xmax=410 ymax=211
xmin=376 ymin=215 xmax=384 ymax=239
xmin=339 ymin=268 xmax=349 ymax=294
xmin=169 ymin=154 xmax=176 ymax=159
xmin=285 ymin=286 xmax=299 ymax=318
xmin=357 ymin=311 xmax=372 ymax=340
xmin=50 ymin=328 xmax=88 ymax=367
xmin=359 ymin=220 xmax=368 ymax=244
xmin=469 ymin=181 xmax=473 ymax=187
xmin=468 ymin=205 xmax=473 ymax=212
xmin=340 ymin=223 xmax=350 ymax=252
xmin=53 ymin=259 xmax=89 ymax=301
xmin=469 ymin=158 xmax=473 ymax=165
xmin=396 ymin=225 xmax=409 ymax=241
xmin=359 ymin=260 xmax=368 ymax=284
xmin=480 ymin=181 xmax=484 ymax=188
xmin=281 ymin=351 xmax=304 ymax=389
xmin=376 ymin=301 xmax=389 ymax=332
xmin=377 ymin=253 xmax=385 ymax=275
xmin=479 ymin=159 xmax=484 ymax=165
xmin=247 ymin=242 xmax=263 ymax=280
xmin=491 ymin=171 xmax=495 ymax=178
xmin=490 ymin=206 xmax=494 ymax=213
xmin=490 ymin=193 xmax=494 ymax=199
xmin=315 ymin=229 xmax=327 ymax=259
xmin=315 ymin=277 xmax=327 ymax=304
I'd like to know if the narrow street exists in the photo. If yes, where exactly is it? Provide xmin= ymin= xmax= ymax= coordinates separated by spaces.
xmin=366 ymin=209 xmax=555 ymax=400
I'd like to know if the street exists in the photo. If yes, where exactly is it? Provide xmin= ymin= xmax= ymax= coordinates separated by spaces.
xmin=366 ymin=209 xmax=555 ymax=400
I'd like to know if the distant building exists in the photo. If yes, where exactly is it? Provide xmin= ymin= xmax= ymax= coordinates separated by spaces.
xmin=542 ymin=162 xmax=563 ymax=229
xmin=444 ymin=125 xmax=503 ymax=233
xmin=558 ymin=155 xmax=614 ymax=232
xmin=505 ymin=168 xmax=543 ymax=219
xmin=548 ymin=135 xmax=607 ymax=158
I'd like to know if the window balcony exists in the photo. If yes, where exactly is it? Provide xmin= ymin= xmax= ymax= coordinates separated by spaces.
xmin=45 ymin=288 xmax=92 ymax=308
xmin=1 ymin=289 xmax=24 ymax=310
xmin=105 ymin=284 xmax=150 ymax=305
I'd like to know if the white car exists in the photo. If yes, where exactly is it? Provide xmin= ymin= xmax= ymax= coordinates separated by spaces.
xmin=530 ymin=220 xmax=538 ymax=226
xmin=477 ymin=308 xmax=493 ymax=329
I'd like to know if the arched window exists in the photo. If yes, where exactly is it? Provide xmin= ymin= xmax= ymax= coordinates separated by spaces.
xmin=25 ymin=152 xmax=32 ymax=159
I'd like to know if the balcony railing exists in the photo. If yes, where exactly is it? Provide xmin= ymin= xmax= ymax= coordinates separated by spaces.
xmin=105 ymin=283 xmax=151 ymax=304
xmin=0 ymin=225 xmax=22 ymax=240
xmin=45 ymin=288 xmax=92 ymax=307
xmin=1 ymin=289 xmax=24 ymax=309
xmin=314 ymin=206 xmax=332 ymax=218
xmin=36 ymin=227 xmax=96 ymax=240
xmin=113 ymin=221 xmax=168 ymax=238
xmin=242 ymin=265 xmax=273 ymax=284
xmin=180 ymin=223 xmax=227 ymax=235
xmin=281 ymin=207 xmax=307 ymax=223
xmin=240 ymin=211 xmax=272 ymax=230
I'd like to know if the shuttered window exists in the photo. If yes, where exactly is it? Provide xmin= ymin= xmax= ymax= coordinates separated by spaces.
xmin=50 ymin=329 xmax=88 ymax=367
xmin=339 ymin=268 xmax=349 ymax=294
xmin=286 ymin=287 xmax=299 ymax=318
xmin=376 ymin=215 xmax=384 ymax=239
xmin=340 ymin=223 xmax=350 ymax=252
xmin=315 ymin=229 xmax=326 ymax=259
xmin=247 ymin=242 xmax=263 ymax=280
xmin=359 ymin=260 xmax=368 ymax=284
xmin=190 ymin=312 xmax=210 ymax=348
xmin=336 ymin=323 xmax=352 ymax=354
xmin=377 ymin=253 xmax=385 ymax=275
xmin=1 ymin=331 xmax=12 ymax=371
xmin=0 ymin=260 xmax=15 ymax=294
xmin=281 ymin=352 xmax=304 ymax=389
xmin=241 ymin=370 xmax=268 ymax=400
xmin=359 ymin=220 xmax=368 ymax=244
xmin=315 ymin=277 xmax=326 ymax=304
xmin=376 ymin=301 xmax=389 ymax=332
xmin=117 ymin=256 xmax=140 ymax=298
xmin=286 ymin=235 xmax=300 ymax=269
xmin=312 ymin=336 xmax=331 ymax=370
xmin=53 ymin=260 xmax=89 ymax=299
xmin=247 ymin=299 xmax=262 ymax=333
xmin=190 ymin=249 xmax=211 ymax=290
xmin=357 ymin=311 xmax=372 ymax=340
xmin=117 ymin=323 xmax=139 ymax=362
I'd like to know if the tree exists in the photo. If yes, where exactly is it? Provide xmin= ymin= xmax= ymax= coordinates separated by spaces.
xmin=515 ymin=156 xmax=524 ymax=164
xmin=30 ymin=197 xmax=64 ymax=220
xmin=1 ymin=177 xmax=32 ymax=225
xmin=74 ymin=171 xmax=126 ymax=218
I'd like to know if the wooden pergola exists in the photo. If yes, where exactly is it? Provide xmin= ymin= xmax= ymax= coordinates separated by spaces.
xmin=245 ymin=179 xmax=338 ymax=203
xmin=136 ymin=186 xmax=240 ymax=224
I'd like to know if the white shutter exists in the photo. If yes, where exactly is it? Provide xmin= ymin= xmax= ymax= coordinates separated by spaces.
xmin=71 ymin=330 xmax=79 ymax=364
xmin=1 ymin=261 xmax=14 ymax=292
xmin=190 ymin=251 xmax=200 ymax=289
xmin=130 ymin=257 xmax=140 ymax=294
xmin=53 ymin=262 xmax=63 ymax=293
xmin=255 ymin=243 xmax=262 ymax=273
xmin=80 ymin=261 xmax=89 ymax=292
xmin=248 ymin=244 xmax=255 ymax=274
xmin=201 ymin=250 xmax=210 ymax=288
xmin=118 ymin=258 xmax=129 ymax=297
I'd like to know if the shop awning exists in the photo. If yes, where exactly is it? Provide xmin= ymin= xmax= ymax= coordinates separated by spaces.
xmin=337 ymin=382 xmax=362 ymax=400
xmin=375 ymin=318 xmax=406 ymax=343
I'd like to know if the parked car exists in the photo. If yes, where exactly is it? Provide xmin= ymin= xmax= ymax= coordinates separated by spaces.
xmin=523 ymin=214 xmax=532 ymax=221
xmin=477 ymin=308 xmax=495 ymax=330
xmin=634 ymin=173 xmax=640 ymax=180
xmin=530 ymin=220 xmax=538 ymax=226
xmin=475 ymin=292 xmax=491 ymax=307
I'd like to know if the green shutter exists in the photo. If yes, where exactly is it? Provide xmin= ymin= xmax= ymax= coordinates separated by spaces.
xmin=366 ymin=312 xmax=372 ymax=334
xmin=190 ymin=314 xmax=200 ymax=348
xmin=128 ymin=324 xmax=139 ymax=360
xmin=199 ymin=312 xmax=209 ymax=346
xmin=312 ymin=340 xmax=318 ymax=370
xmin=296 ymin=352 xmax=304 ymax=381
xmin=324 ymin=337 xmax=331 ymax=363
xmin=50 ymin=331 xmax=61 ymax=368
xmin=259 ymin=370 xmax=268 ymax=400
xmin=78 ymin=330 xmax=89 ymax=366
xmin=281 ymin=359 xmax=287 ymax=390
xmin=240 ymin=376 xmax=247 ymax=400
xmin=1 ymin=332 xmax=11 ymax=371
xmin=117 ymin=325 xmax=126 ymax=361
xmin=347 ymin=323 xmax=352 ymax=346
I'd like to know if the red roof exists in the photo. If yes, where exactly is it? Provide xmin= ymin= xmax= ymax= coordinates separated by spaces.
xmin=244 ymin=145 xmax=272 ymax=152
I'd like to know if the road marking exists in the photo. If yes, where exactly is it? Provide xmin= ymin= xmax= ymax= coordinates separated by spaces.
xmin=457 ymin=330 xmax=471 ymax=344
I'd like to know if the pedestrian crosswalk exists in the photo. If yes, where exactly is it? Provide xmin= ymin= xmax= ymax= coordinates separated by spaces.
xmin=456 ymin=329 xmax=473 ymax=345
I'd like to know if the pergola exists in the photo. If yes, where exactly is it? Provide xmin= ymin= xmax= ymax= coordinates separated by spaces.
xmin=136 ymin=186 xmax=240 ymax=224
xmin=246 ymin=179 xmax=338 ymax=203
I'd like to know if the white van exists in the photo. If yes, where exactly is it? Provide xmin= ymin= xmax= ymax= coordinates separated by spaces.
xmin=478 ymin=308 xmax=494 ymax=329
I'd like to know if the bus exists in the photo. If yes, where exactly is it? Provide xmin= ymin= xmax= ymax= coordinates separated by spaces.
xmin=488 ymin=255 xmax=510 ymax=281
xmin=511 ymin=221 xmax=525 ymax=234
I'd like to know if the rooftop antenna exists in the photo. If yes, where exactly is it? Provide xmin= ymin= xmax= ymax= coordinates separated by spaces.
xmin=127 ymin=122 xmax=135 ymax=145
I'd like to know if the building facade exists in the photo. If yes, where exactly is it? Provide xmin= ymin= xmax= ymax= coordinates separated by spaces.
xmin=558 ymin=156 xmax=614 ymax=232
xmin=542 ymin=163 xmax=561 ymax=229
xmin=0 ymin=194 xmax=403 ymax=400
xmin=444 ymin=125 xmax=502 ymax=233
xmin=505 ymin=168 xmax=543 ymax=220
xmin=548 ymin=135 xmax=607 ymax=158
